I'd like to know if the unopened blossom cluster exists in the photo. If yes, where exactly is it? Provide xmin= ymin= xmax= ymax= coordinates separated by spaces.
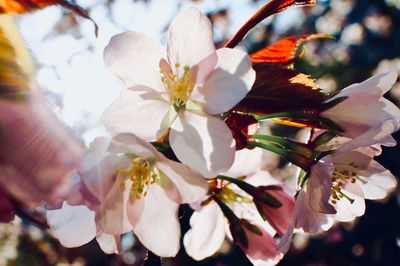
xmin=1 ymin=2 xmax=399 ymax=266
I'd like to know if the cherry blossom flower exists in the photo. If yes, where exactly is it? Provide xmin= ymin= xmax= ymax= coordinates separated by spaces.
xmin=321 ymin=71 xmax=400 ymax=139
xmin=102 ymin=8 xmax=255 ymax=178
xmin=279 ymin=133 xmax=397 ymax=253
xmin=0 ymin=93 xmax=83 ymax=209
xmin=47 ymin=133 xmax=208 ymax=257
xmin=184 ymin=148 xmax=291 ymax=265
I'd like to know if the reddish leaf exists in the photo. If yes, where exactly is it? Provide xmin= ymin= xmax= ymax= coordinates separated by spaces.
xmin=225 ymin=0 xmax=316 ymax=48
xmin=0 ymin=0 xmax=98 ymax=36
xmin=251 ymin=34 xmax=331 ymax=65
xmin=233 ymin=65 xmax=326 ymax=115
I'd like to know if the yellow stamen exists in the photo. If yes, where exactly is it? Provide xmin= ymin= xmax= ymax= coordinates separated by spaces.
xmin=330 ymin=162 xmax=358 ymax=204
xmin=160 ymin=64 xmax=195 ymax=108
xmin=117 ymin=158 xmax=158 ymax=203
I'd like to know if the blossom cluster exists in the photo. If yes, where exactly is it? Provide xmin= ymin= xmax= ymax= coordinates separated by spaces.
xmin=0 ymin=1 xmax=399 ymax=266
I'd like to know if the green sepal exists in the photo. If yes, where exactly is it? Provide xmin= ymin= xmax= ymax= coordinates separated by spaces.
xmin=217 ymin=176 xmax=282 ymax=208
xmin=242 ymin=219 xmax=263 ymax=236
xmin=248 ymin=141 xmax=314 ymax=171
xmin=252 ymin=134 xmax=314 ymax=158
xmin=311 ymin=131 xmax=336 ymax=148
xmin=212 ymin=195 xmax=249 ymax=248
xmin=320 ymin=96 xmax=348 ymax=111
xmin=319 ymin=117 xmax=344 ymax=134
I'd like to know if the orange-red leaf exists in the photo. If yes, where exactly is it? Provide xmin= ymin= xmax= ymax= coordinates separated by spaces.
xmin=233 ymin=65 xmax=326 ymax=115
xmin=0 ymin=0 xmax=98 ymax=36
xmin=251 ymin=34 xmax=331 ymax=65
xmin=225 ymin=0 xmax=316 ymax=48
xmin=0 ymin=0 xmax=59 ymax=13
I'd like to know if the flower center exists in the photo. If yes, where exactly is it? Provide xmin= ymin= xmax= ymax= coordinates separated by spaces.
xmin=160 ymin=63 xmax=195 ymax=108
xmin=119 ymin=158 xmax=158 ymax=201
xmin=330 ymin=162 xmax=358 ymax=204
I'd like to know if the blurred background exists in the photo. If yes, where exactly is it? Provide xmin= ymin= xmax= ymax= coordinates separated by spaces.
xmin=1 ymin=0 xmax=400 ymax=265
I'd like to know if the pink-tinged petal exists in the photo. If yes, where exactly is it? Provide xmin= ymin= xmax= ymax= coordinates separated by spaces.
xmin=96 ymin=175 xmax=132 ymax=235
xmin=167 ymin=8 xmax=215 ymax=70
xmin=240 ymin=225 xmax=283 ymax=264
xmin=337 ymin=120 xmax=398 ymax=152
xmin=170 ymin=111 xmax=235 ymax=178
xmin=242 ymin=171 xmax=294 ymax=236
xmin=260 ymin=186 xmax=294 ymax=237
xmin=357 ymin=159 xmax=397 ymax=200
xmin=333 ymin=150 xmax=372 ymax=171
xmin=102 ymin=88 xmax=170 ymax=141
xmin=104 ymin=31 xmax=165 ymax=90
xmin=333 ymin=182 xmax=365 ymax=222
xmin=321 ymin=74 xmax=400 ymax=140
xmin=0 ymin=188 xmax=15 ymax=223
xmin=294 ymin=190 xmax=335 ymax=233
xmin=46 ymin=202 xmax=96 ymax=248
xmin=190 ymin=52 xmax=218 ymax=84
xmin=80 ymin=137 xmax=129 ymax=202
xmin=192 ymin=48 xmax=255 ymax=115
xmin=0 ymin=93 xmax=83 ymax=207
xmin=96 ymin=233 xmax=119 ymax=254
xmin=127 ymin=184 xmax=180 ymax=257
xmin=277 ymin=222 xmax=294 ymax=254
xmin=222 ymin=148 xmax=263 ymax=178
xmin=322 ymin=95 xmax=398 ymax=139
xmin=308 ymin=158 xmax=336 ymax=214
xmin=183 ymin=203 xmax=226 ymax=261
xmin=335 ymin=71 xmax=398 ymax=97
xmin=156 ymin=160 xmax=208 ymax=204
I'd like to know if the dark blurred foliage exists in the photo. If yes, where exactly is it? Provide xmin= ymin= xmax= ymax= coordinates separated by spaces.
xmin=1 ymin=0 xmax=399 ymax=266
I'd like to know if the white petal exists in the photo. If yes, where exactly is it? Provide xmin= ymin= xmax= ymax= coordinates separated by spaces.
xmin=192 ymin=48 xmax=255 ymax=115
xmin=337 ymin=119 xmax=398 ymax=151
xmin=167 ymin=8 xmax=215 ymax=69
xmin=222 ymin=148 xmax=263 ymax=178
xmin=104 ymin=31 xmax=165 ymax=89
xmin=357 ymin=159 xmax=397 ymax=200
xmin=127 ymin=184 xmax=180 ymax=257
xmin=80 ymin=137 xmax=129 ymax=202
xmin=96 ymin=175 xmax=132 ymax=235
xmin=96 ymin=233 xmax=119 ymax=254
xmin=183 ymin=203 xmax=226 ymax=261
xmin=156 ymin=160 xmax=208 ymax=204
xmin=321 ymin=72 xmax=400 ymax=139
xmin=294 ymin=190 xmax=335 ymax=233
xmin=170 ymin=111 xmax=235 ymax=178
xmin=190 ymin=52 xmax=218 ymax=84
xmin=102 ymin=88 xmax=171 ymax=141
xmin=80 ymin=137 xmax=112 ymax=172
xmin=336 ymin=70 xmax=398 ymax=97
xmin=334 ymin=182 xmax=365 ymax=222
xmin=108 ymin=133 xmax=160 ymax=159
xmin=46 ymin=202 xmax=96 ymax=248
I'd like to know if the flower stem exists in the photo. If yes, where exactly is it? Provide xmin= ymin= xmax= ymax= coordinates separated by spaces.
xmin=247 ymin=141 xmax=313 ymax=171
xmin=251 ymin=134 xmax=314 ymax=158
